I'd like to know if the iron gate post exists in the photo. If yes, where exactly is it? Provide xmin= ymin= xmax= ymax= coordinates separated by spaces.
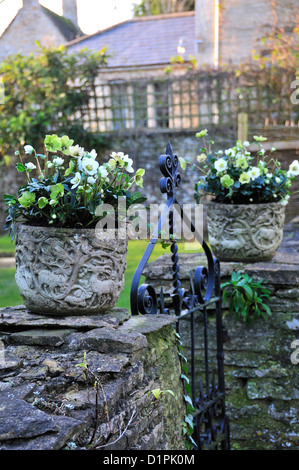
xmin=130 ymin=142 xmax=230 ymax=450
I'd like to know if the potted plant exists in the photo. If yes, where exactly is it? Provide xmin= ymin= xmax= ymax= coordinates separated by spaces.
xmin=3 ymin=134 xmax=146 ymax=315
xmin=179 ymin=131 xmax=299 ymax=262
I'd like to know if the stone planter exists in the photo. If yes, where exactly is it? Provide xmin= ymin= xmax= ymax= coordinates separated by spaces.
xmin=206 ymin=201 xmax=285 ymax=262
xmin=15 ymin=224 xmax=128 ymax=315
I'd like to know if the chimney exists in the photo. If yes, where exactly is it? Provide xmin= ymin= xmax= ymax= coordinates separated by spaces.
xmin=22 ymin=0 xmax=40 ymax=7
xmin=62 ymin=0 xmax=78 ymax=27
xmin=195 ymin=0 xmax=219 ymax=68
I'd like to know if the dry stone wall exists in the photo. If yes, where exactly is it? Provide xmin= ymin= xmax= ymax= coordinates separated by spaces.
xmin=143 ymin=218 xmax=299 ymax=450
xmin=0 ymin=308 xmax=186 ymax=450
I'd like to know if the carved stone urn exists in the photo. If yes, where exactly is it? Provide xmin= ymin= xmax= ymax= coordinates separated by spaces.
xmin=15 ymin=225 xmax=128 ymax=316
xmin=206 ymin=202 xmax=285 ymax=262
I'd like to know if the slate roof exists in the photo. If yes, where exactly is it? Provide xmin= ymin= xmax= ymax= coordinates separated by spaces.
xmin=66 ymin=11 xmax=196 ymax=68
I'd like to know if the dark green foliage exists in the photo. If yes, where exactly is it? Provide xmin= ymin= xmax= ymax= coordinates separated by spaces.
xmin=221 ymin=271 xmax=272 ymax=325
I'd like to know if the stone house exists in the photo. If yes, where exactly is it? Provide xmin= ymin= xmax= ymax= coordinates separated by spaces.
xmin=67 ymin=10 xmax=198 ymax=132
xmin=66 ymin=0 xmax=297 ymax=73
xmin=0 ymin=0 xmax=82 ymax=61
xmin=65 ymin=0 xmax=297 ymax=133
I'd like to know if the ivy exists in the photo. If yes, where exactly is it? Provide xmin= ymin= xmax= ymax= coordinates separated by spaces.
xmin=176 ymin=331 xmax=197 ymax=450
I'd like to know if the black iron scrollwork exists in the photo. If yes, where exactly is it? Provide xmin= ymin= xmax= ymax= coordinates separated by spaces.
xmin=130 ymin=142 xmax=217 ymax=317
xmin=159 ymin=142 xmax=182 ymax=198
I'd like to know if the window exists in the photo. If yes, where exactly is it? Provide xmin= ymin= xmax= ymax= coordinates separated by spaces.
xmin=132 ymin=82 xmax=148 ymax=128
xmin=110 ymin=83 xmax=129 ymax=130
xmin=154 ymin=81 xmax=170 ymax=128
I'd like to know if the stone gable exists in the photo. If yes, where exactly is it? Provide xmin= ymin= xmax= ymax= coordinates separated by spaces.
xmin=0 ymin=0 xmax=80 ymax=61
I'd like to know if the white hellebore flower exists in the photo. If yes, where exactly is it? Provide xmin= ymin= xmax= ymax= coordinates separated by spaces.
xmin=111 ymin=151 xmax=124 ymax=159
xmin=25 ymin=162 xmax=36 ymax=170
xmin=243 ymin=141 xmax=250 ymax=147
xmin=225 ymin=148 xmax=235 ymax=157
xmin=98 ymin=165 xmax=109 ymax=178
xmin=288 ymin=160 xmax=299 ymax=177
xmin=77 ymin=157 xmax=83 ymax=171
xmin=124 ymin=157 xmax=134 ymax=173
xmin=87 ymin=176 xmax=97 ymax=185
xmin=52 ymin=157 xmax=64 ymax=167
xmin=197 ymin=153 xmax=207 ymax=163
xmin=70 ymin=172 xmax=81 ymax=189
xmin=24 ymin=145 xmax=34 ymax=154
xmin=89 ymin=149 xmax=97 ymax=159
xmin=81 ymin=157 xmax=99 ymax=176
xmin=280 ymin=195 xmax=290 ymax=206
xmin=120 ymin=153 xmax=134 ymax=173
xmin=69 ymin=145 xmax=85 ymax=158
xmin=248 ymin=167 xmax=261 ymax=180
xmin=214 ymin=158 xmax=228 ymax=173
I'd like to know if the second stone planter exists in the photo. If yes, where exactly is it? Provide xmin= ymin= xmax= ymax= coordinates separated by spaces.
xmin=206 ymin=201 xmax=285 ymax=262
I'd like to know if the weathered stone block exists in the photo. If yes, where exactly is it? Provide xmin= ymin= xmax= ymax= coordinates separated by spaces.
xmin=244 ymin=263 xmax=299 ymax=286
xmin=247 ymin=378 xmax=299 ymax=401
xmin=0 ymin=414 xmax=89 ymax=451
xmin=0 ymin=306 xmax=130 ymax=329
xmin=9 ymin=329 xmax=74 ymax=347
xmin=0 ymin=397 xmax=58 ymax=441
xmin=66 ymin=327 xmax=147 ymax=354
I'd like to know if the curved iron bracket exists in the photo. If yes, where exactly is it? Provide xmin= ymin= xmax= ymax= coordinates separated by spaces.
xmin=130 ymin=142 xmax=218 ymax=317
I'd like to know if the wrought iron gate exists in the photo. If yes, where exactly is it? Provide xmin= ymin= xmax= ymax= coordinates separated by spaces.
xmin=130 ymin=142 xmax=230 ymax=450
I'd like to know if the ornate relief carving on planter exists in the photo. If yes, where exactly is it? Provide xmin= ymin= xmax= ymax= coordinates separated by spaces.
xmin=206 ymin=202 xmax=285 ymax=262
xmin=15 ymin=225 xmax=128 ymax=315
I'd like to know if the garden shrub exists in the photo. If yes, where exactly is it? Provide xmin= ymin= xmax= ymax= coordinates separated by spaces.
xmin=0 ymin=43 xmax=110 ymax=162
